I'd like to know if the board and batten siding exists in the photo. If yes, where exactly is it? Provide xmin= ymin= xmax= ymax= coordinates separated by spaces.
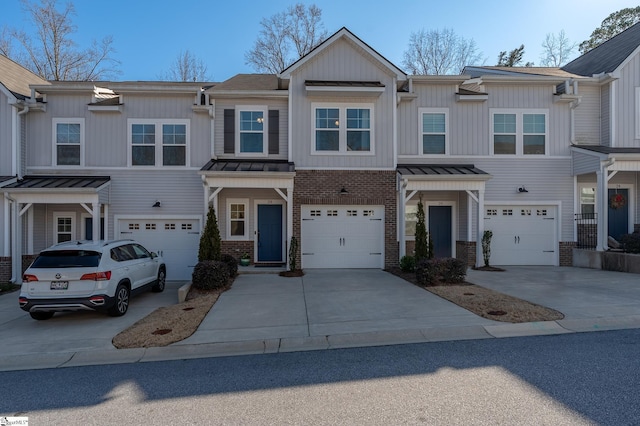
xmin=574 ymin=85 xmax=600 ymax=145
xmin=26 ymin=93 xmax=211 ymax=168
xmin=601 ymin=85 xmax=611 ymax=146
xmin=615 ymin=53 xmax=640 ymax=147
xmin=288 ymin=37 xmax=396 ymax=169
xmin=399 ymin=83 xmax=572 ymax=157
xmin=213 ymin=98 xmax=288 ymax=160
xmin=0 ymin=91 xmax=14 ymax=173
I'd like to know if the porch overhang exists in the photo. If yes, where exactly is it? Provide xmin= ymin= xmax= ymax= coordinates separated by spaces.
xmin=571 ymin=145 xmax=640 ymax=175
xmin=0 ymin=175 xmax=111 ymax=204
xmin=397 ymin=164 xmax=492 ymax=191
xmin=199 ymin=159 xmax=295 ymax=189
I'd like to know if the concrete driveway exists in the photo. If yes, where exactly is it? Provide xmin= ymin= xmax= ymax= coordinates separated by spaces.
xmin=0 ymin=281 xmax=184 ymax=356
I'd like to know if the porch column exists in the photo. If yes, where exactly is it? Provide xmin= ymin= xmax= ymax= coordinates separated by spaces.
xmin=596 ymin=168 xmax=608 ymax=251
xmin=287 ymin=188 xmax=293 ymax=270
xmin=103 ymin=204 xmax=109 ymax=240
xmin=92 ymin=203 xmax=100 ymax=243
xmin=12 ymin=200 xmax=21 ymax=283
xmin=475 ymin=189 xmax=485 ymax=268
xmin=399 ymin=187 xmax=406 ymax=258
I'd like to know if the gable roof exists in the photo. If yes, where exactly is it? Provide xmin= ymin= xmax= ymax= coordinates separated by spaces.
xmin=562 ymin=22 xmax=640 ymax=76
xmin=0 ymin=54 xmax=48 ymax=100
xmin=280 ymin=27 xmax=406 ymax=80
xmin=210 ymin=74 xmax=280 ymax=91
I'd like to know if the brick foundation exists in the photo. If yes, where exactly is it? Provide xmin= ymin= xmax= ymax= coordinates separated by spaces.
xmin=294 ymin=170 xmax=398 ymax=268
xmin=221 ymin=241 xmax=255 ymax=264
xmin=0 ymin=257 xmax=11 ymax=282
xmin=559 ymin=241 xmax=575 ymax=266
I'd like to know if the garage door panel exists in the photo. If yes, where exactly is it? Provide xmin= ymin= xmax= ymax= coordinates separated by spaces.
xmin=119 ymin=219 xmax=199 ymax=280
xmin=484 ymin=205 xmax=557 ymax=266
xmin=301 ymin=206 xmax=384 ymax=269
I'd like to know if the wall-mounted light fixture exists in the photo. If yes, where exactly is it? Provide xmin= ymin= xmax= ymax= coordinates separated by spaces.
xmin=339 ymin=187 xmax=348 ymax=195
xmin=518 ymin=186 xmax=528 ymax=193
xmin=152 ymin=200 xmax=161 ymax=207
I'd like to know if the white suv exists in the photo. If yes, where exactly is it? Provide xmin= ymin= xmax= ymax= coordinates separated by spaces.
xmin=19 ymin=240 xmax=166 ymax=320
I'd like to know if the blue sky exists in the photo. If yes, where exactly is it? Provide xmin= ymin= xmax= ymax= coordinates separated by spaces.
xmin=1 ymin=0 xmax=638 ymax=81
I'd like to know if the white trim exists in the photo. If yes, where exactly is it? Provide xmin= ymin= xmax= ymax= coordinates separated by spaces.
xmin=610 ymin=80 xmax=617 ymax=147
xmin=311 ymin=103 xmax=375 ymax=156
xmin=235 ymin=106 xmax=268 ymax=157
xmin=397 ymin=155 xmax=572 ymax=160
xmin=418 ymin=107 xmax=449 ymax=156
xmin=226 ymin=198 xmax=249 ymax=240
xmin=490 ymin=109 xmax=549 ymax=157
xmin=127 ymin=118 xmax=191 ymax=167
xmin=635 ymin=87 xmax=640 ymax=140
xmin=52 ymin=118 xmax=85 ymax=167
xmin=80 ymin=212 xmax=105 ymax=240
xmin=254 ymin=199 xmax=286 ymax=262
xmin=52 ymin=211 xmax=76 ymax=243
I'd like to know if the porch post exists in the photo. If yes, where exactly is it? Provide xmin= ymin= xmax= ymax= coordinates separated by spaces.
xmin=12 ymin=200 xmax=21 ymax=283
xmin=103 ymin=204 xmax=109 ymax=240
xmin=476 ymin=189 xmax=485 ymax=268
xmin=596 ymin=169 xmax=608 ymax=251
xmin=399 ymin=185 xmax=406 ymax=258
xmin=92 ymin=202 xmax=100 ymax=243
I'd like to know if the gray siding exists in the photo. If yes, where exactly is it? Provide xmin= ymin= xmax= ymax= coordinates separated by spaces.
xmin=26 ymin=93 xmax=211 ymax=169
xmin=214 ymin=98 xmax=288 ymax=160
xmin=601 ymin=85 xmax=610 ymax=146
xmin=574 ymin=85 xmax=600 ymax=145
xmin=572 ymin=151 xmax=600 ymax=175
xmin=615 ymin=53 xmax=640 ymax=147
xmin=289 ymin=38 xmax=396 ymax=169
xmin=0 ymin=91 xmax=13 ymax=174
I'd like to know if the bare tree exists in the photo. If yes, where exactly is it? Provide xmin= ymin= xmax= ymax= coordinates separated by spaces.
xmin=496 ymin=45 xmax=533 ymax=67
xmin=245 ymin=3 xmax=327 ymax=74
xmin=3 ymin=0 xmax=119 ymax=81
xmin=579 ymin=7 xmax=640 ymax=54
xmin=540 ymin=30 xmax=576 ymax=67
xmin=402 ymin=28 xmax=483 ymax=75
xmin=162 ymin=50 xmax=210 ymax=82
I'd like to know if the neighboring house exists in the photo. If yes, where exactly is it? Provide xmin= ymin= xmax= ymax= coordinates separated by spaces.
xmin=2 ymin=25 xmax=640 ymax=282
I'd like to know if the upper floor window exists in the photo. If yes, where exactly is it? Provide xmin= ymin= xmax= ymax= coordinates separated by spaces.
xmin=313 ymin=104 xmax=373 ymax=154
xmin=236 ymin=107 xmax=268 ymax=155
xmin=419 ymin=108 xmax=448 ymax=155
xmin=53 ymin=118 xmax=84 ymax=166
xmin=128 ymin=119 xmax=189 ymax=166
xmin=491 ymin=110 xmax=547 ymax=156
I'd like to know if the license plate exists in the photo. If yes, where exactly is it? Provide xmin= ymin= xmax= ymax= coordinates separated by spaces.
xmin=50 ymin=281 xmax=69 ymax=290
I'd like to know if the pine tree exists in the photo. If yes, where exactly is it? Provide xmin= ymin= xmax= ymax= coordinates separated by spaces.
xmin=198 ymin=205 xmax=221 ymax=261
xmin=414 ymin=196 xmax=430 ymax=261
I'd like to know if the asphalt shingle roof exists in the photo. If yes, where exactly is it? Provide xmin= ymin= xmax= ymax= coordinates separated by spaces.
xmin=0 ymin=54 xmax=48 ymax=99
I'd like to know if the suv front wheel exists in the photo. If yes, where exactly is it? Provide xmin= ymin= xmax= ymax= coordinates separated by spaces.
xmin=108 ymin=283 xmax=130 ymax=317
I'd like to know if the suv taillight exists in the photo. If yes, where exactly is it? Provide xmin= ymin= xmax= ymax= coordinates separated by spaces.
xmin=80 ymin=271 xmax=112 ymax=281
xmin=23 ymin=274 xmax=38 ymax=282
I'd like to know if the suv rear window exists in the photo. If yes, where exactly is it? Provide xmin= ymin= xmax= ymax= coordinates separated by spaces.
xmin=31 ymin=250 xmax=101 ymax=268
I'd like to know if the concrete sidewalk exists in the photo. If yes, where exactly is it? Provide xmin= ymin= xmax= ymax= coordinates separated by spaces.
xmin=2 ymin=267 xmax=640 ymax=371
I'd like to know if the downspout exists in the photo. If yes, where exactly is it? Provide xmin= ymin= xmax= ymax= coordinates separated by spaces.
xmin=569 ymin=80 xmax=581 ymax=144
xmin=16 ymin=105 xmax=30 ymax=180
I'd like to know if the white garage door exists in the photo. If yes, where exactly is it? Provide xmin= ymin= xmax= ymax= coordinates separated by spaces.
xmin=484 ymin=205 xmax=557 ymax=265
xmin=118 ymin=218 xmax=200 ymax=280
xmin=301 ymin=205 xmax=384 ymax=269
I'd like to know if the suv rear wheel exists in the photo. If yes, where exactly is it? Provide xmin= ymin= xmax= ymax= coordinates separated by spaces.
xmin=30 ymin=311 xmax=54 ymax=320
xmin=152 ymin=268 xmax=166 ymax=293
xmin=108 ymin=283 xmax=130 ymax=317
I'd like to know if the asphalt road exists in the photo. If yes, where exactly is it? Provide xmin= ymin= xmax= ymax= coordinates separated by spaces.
xmin=1 ymin=330 xmax=639 ymax=425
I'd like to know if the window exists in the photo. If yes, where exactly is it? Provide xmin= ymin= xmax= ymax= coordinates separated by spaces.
xmin=580 ymin=187 xmax=595 ymax=215
xmin=313 ymin=104 xmax=373 ymax=154
xmin=236 ymin=107 xmax=268 ymax=155
xmin=491 ymin=110 xmax=547 ymax=155
xmin=53 ymin=213 xmax=75 ymax=244
xmin=419 ymin=108 xmax=448 ymax=155
xmin=228 ymin=199 xmax=248 ymax=239
xmin=53 ymin=118 xmax=84 ymax=166
xmin=128 ymin=119 xmax=189 ymax=166
xmin=405 ymin=205 xmax=418 ymax=239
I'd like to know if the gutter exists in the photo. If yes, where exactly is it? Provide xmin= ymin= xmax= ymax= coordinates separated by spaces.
xmin=4 ymin=193 xmax=17 ymax=283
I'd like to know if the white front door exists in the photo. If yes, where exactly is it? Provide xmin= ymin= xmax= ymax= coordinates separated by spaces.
xmin=118 ymin=218 xmax=200 ymax=280
xmin=301 ymin=205 xmax=384 ymax=268
xmin=484 ymin=205 xmax=557 ymax=265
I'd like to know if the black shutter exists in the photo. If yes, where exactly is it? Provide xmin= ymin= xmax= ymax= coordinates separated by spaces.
xmin=268 ymin=110 xmax=279 ymax=155
xmin=224 ymin=109 xmax=234 ymax=154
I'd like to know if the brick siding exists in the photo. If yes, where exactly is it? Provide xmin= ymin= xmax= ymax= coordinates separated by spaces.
xmin=221 ymin=241 xmax=254 ymax=264
xmin=559 ymin=241 xmax=576 ymax=266
xmin=456 ymin=241 xmax=477 ymax=267
xmin=294 ymin=170 xmax=398 ymax=268
xmin=0 ymin=257 xmax=11 ymax=282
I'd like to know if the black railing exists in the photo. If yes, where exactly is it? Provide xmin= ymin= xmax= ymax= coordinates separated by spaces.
xmin=575 ymin=213 xmax=597 ymax=249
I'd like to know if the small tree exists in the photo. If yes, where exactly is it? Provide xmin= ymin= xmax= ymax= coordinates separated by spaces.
xmin=198 ymin=205 xmax=221 ymax=261
xmin=481 ymin=230 xmax=493 ymax=267
xmin=414 ymin=196 xmax=430 ymax=261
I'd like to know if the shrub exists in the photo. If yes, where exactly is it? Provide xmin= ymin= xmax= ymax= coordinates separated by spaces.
xmin=415 ymin=257 xmax=466 ymax=285
xmin=192 ymin=260 xmax=230 ymax=291
xmin=400 ymin=255 xmax=416 ymax=272
xmin=440 ymin=258 xmax=466 ymax=283
xmin=414 ymin=197 xmax=430 ymax=261
xmin=289 ymin=235 xmax=298 ymax=271
xmin=198 ymin=205 xmax=221 ymax=261
xmin=621 ymin=233 xmax=640 ymax=253
xmin=481 ymin=230 xmax=493 ymax=267
xmin=221 ymin=254 xmax=238 ymax=277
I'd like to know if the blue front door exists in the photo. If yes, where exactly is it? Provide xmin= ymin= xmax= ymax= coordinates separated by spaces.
xmin=429 ymin=206 xmax=452 ymax=258
xmin=85 ymin=217 xmax=105 ymax=240
xmin=257 ymin=205 xmax=283 ymax=262
xmin=608 ymin=189 xmax=629 ymax=240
